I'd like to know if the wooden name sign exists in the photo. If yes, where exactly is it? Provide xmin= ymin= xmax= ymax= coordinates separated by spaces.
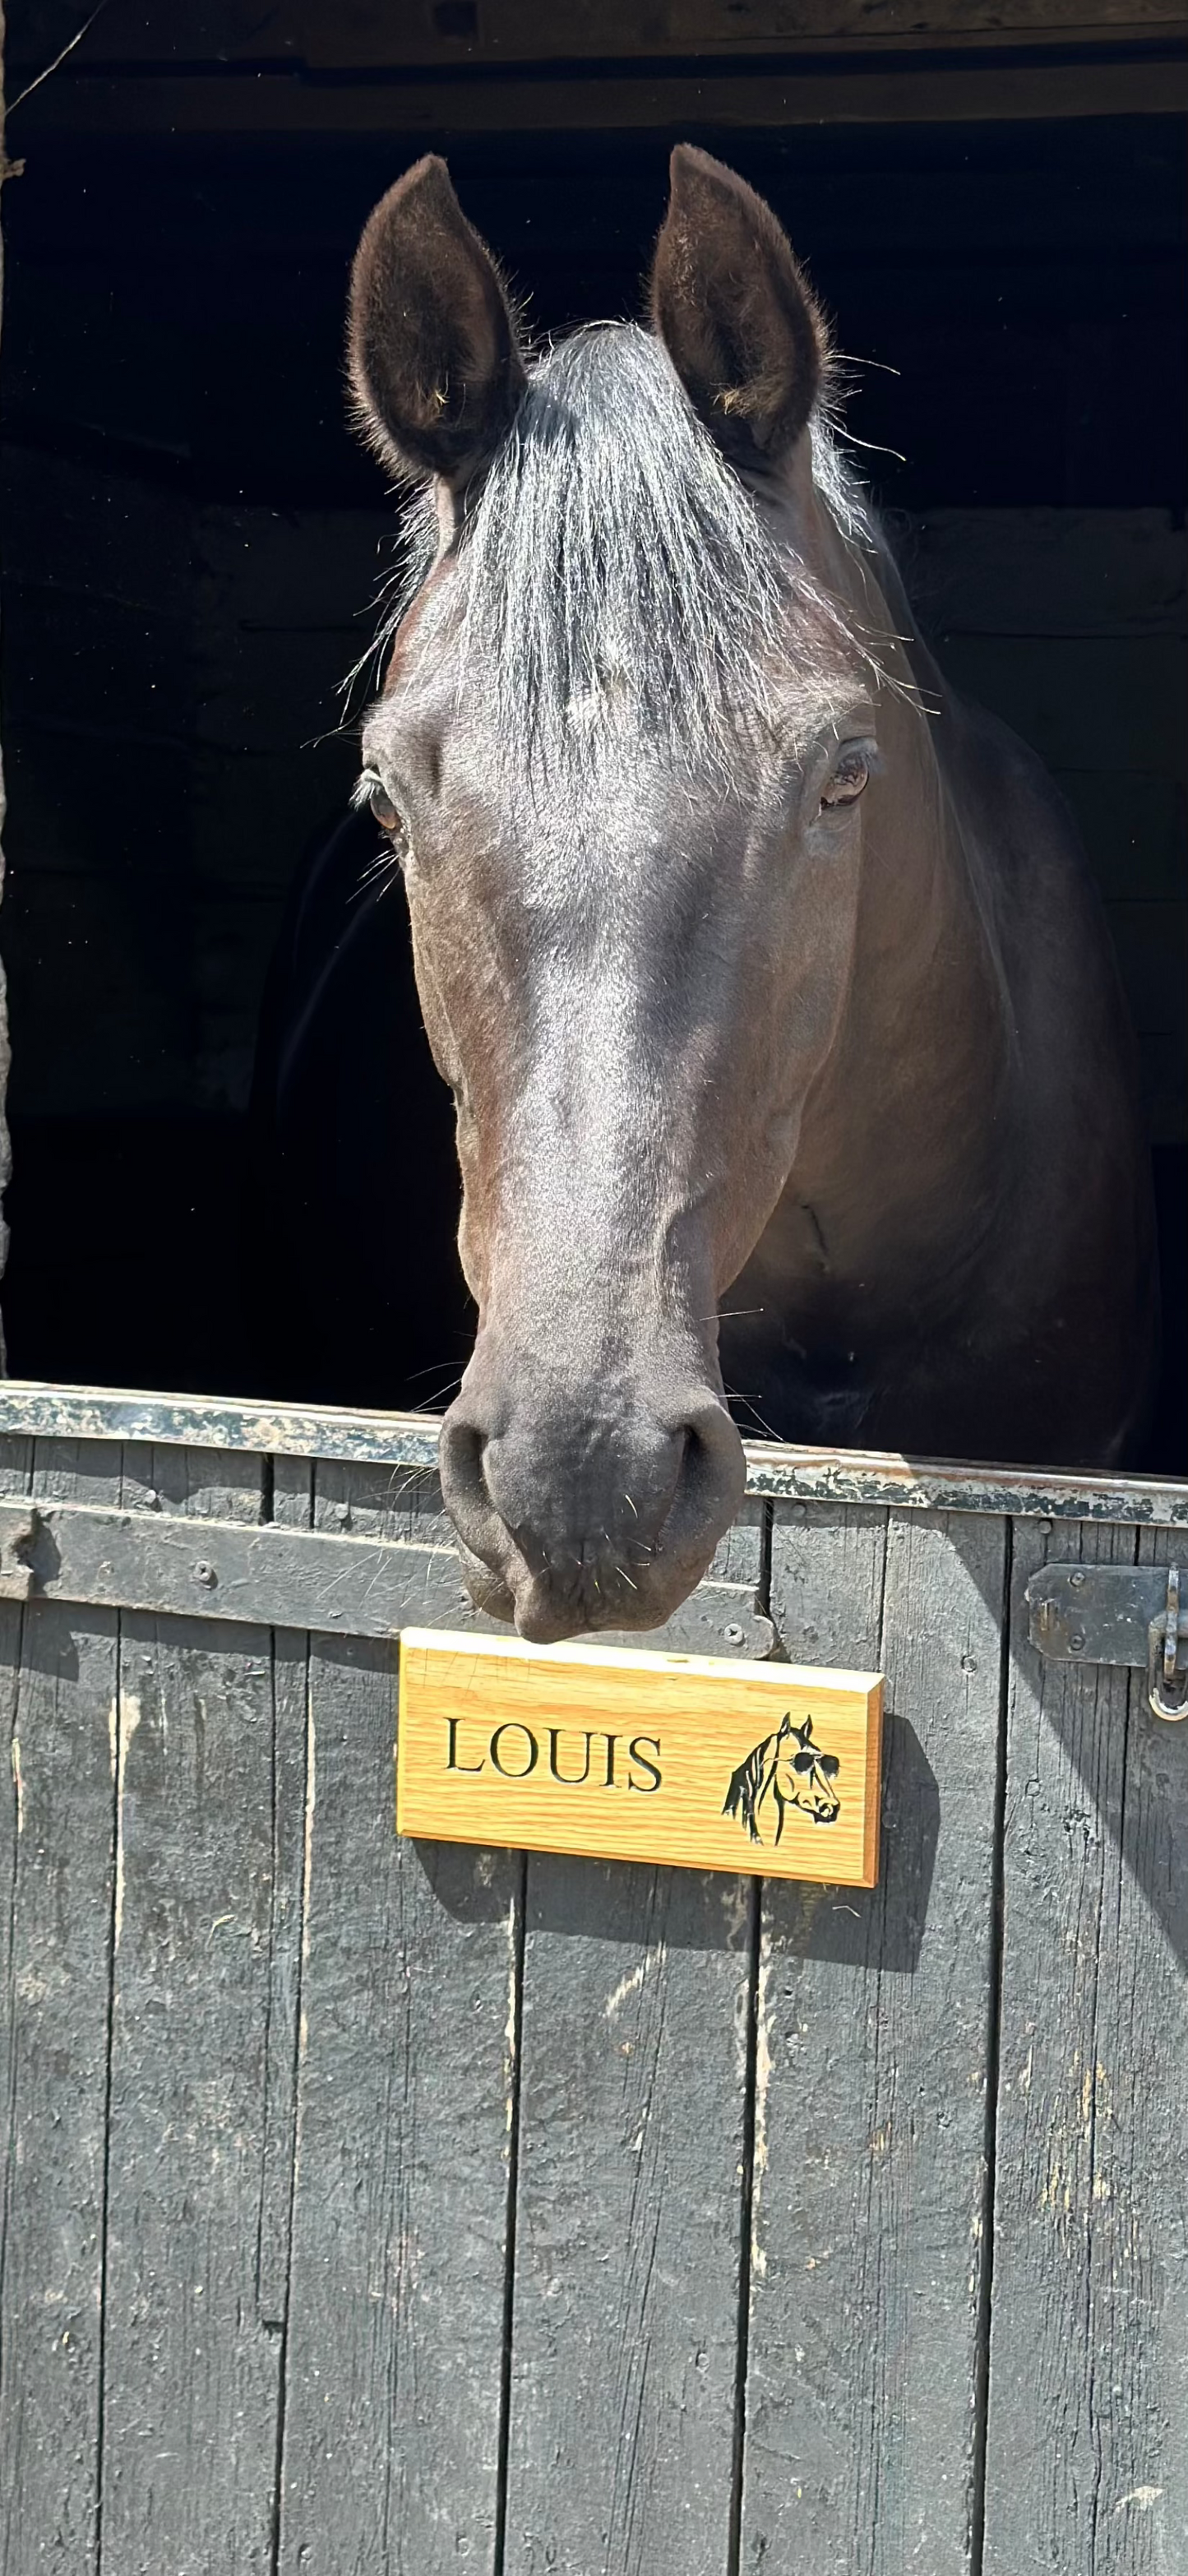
xmin=397 ymin=1630 xmax=883 ymax=1887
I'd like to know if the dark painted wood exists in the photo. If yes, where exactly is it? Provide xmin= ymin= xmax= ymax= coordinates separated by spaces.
xmin=983 ymin=1513 xmax=1188 ymax=2573
xmin=741 ymin=1503 xmax=1006 ymax=2571
xmin=4 ymin=1408 xmax=1188 ymax=2571
xmin=94 ymin=1447 xmax=285 ymax=2569
xmin=497 ymin=1502 xmax=767 ymax=2575
xmin=0 ymin=1383 xmax=1183 ymax=1524
xmin=503 ymin=1854 xmax=753 ymax=2576
xmin=16 ymin=56 xmax=1184 ymax=136
xmin=276 ymin=1458 xmax=519 ymax=2575
xmin=0 ymin=1439 xmax=121 ymax=2569
xmin=11 ymin=0 xmax=1184 ymax=79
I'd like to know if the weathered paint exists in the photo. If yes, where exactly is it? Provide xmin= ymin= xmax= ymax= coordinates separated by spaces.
xmin=1 ymin=1409 xmax=1186 ymax=2575
xmin=0 ymin=1379 xmax=1181 ymax=1524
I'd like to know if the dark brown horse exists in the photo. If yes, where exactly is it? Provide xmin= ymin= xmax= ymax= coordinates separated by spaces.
xmin=344 ymin=147 xmax=1155 ymax=1642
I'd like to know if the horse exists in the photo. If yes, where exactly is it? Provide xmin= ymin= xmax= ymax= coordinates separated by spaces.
xmin=266 ymin=144 xmax=1156 ymax=1642
xmin=723 ymin=1712 xmax=842 ymax=1846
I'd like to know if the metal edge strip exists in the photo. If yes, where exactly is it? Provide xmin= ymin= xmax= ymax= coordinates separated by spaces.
xmin=0 ymin=1379 xmax=1183 ymax=1525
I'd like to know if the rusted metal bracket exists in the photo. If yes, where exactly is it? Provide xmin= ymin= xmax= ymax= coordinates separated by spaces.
xmin=0 ymin=1499 xmax=774 ymax=1658
xmin=1026 ymin=1561 xmax=1188 ymax=1720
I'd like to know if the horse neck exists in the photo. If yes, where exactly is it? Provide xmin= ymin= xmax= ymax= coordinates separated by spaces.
xmin=793 ymin=487 xmax=1015 ymax=1243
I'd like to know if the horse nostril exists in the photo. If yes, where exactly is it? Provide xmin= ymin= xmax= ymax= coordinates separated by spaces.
xmin=656 ymin=1397 xmax=747 ymax=1566
xmin=438 ymin=1413 xmax=505 ymax=1570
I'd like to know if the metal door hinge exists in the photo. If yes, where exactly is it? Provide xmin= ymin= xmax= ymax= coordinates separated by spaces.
xmin=1026 ymin=1561 xmax=1188 ymax=1720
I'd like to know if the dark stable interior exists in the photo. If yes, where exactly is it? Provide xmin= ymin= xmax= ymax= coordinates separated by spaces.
xmin=1 ymin=111 xmax=1185 ymax=1468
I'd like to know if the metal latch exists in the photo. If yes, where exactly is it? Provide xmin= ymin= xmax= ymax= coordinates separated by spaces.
xmin=1026 ymin=1561 xmax=1188 ymax=1721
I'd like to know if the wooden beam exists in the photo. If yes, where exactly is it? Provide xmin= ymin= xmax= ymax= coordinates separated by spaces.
xmin=14 ymin=54 xmax=1187 ymax=135
xmin=7 ymin=0 xmax=1188 ymax=78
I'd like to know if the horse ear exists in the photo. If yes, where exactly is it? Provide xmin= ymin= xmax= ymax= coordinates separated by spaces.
xmin=348 ymin=155 xmax=526 ymax=486
xmin=649 ymin=144 xmax=827 ymax=468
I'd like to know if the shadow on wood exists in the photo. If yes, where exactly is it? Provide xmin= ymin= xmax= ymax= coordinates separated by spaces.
xmin=414 ymin=1704 xmax=936 ymax=1965
xmin=760 ymin=1709 xmax=939 ymax=1976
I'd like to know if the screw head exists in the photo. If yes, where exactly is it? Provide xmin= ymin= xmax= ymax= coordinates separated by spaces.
xmin=723 ymin=1623 xmax=745 ymax=1646
xmin=1070 ymin=1570 xmax=1085 ymax=1589
xmin=1070 ymin=1632 xmax=1085 ymax=1653
xmin=194 ymin=1561 xmax=217 ymax=1588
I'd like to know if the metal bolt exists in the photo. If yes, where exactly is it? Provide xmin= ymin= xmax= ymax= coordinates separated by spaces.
xmin=194 ymin=1562 xmax=217 ymax=1588
xmin=723 ymin=1623 xmax=744 ymax=1647
xmin=1070 ymin=1570 xmax=1085 ymax=1589
xmin=1037 ymin=1519 xmax=1053 ymax=1537
xmin=1070 ymin=1633 xmax=1085 ymax=1653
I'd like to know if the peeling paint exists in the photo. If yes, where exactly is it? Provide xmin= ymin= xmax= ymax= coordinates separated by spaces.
xmin=604 ymin=1962 xmax=645 ymax=2022
xmin=0 ymin=1381 xmax=1179 ymax=1524
xmin=300 ymin=1702 xmax=316 ymax=1968
xmin=750 ymin=1929 xmax=773 ymax=2281
xmin=720 ymin=1877 xmax=750 ymax=1949
xmin=11 ymin=1732 xmax=23 ymax=1834
xmin=113 ymin=1692 xmax=142 ymax=1950
xmin=503 ymin=1895 xmax=519 ymax=2138
xmin=1113 ymin=2486 xmax=1163 ymax=2514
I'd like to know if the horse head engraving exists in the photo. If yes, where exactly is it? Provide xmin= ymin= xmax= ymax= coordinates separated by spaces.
xmin=723 ymin=1712 xmax=841 ymax=1846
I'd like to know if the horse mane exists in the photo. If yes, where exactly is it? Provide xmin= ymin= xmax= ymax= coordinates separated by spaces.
xmin=356 ymin=322 xmax=887 ymax=787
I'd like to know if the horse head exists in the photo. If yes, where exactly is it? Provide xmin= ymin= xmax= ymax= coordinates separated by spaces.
xmin=345 ymin=150 xmax=908 ymax=1639
xmin=774 ymin=1715 xmax=842 ymax=1828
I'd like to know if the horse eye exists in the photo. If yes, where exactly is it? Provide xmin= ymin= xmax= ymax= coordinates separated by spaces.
xmin=369 ymin=782 xmax=401 ymax=832
xmin=820 ymin=750 xmax=870 ymax=810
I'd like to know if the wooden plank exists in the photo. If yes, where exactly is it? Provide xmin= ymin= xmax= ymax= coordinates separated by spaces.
xmin=10 ymin=0 xmax=1186 ymax=76
xmin=258 ymin=1453 xmax=312 ymax=2325
xmin=0 ymin=1442 xmax=121 ymax=2569
xmin=399 ymin=1626 xmax=881 ymax=1884
xmin=982 ymin=1514 xmax=1188 ymax=2572
xmin=0 ymin=1479 xmax=770 ymax=1649
xmin=95 ymin=1445 xmax=288 ymax=2570
xmin=16 ymin=55 xmax=1186 ymax=136
xmin=0 ymin=1383 xmax=1182 ymax=1524
xmin=503 ymin=1852 xmax=753 ymax=2576
xmin=740 ymin=1503 xmax=1006 ymax=2570
xmin=276 ymin=1457 xmax=518 ymax=2574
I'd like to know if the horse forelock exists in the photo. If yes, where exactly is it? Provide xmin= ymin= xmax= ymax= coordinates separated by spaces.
xmin=359 ymin=322 xmax=887 ymax=788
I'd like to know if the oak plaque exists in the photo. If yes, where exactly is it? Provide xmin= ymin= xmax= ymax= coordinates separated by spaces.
xmin=397 ymin=1629 xmax=883 ymax=1885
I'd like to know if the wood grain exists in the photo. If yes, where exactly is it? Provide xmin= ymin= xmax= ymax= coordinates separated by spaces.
xmin=399 ymin=1628 xmax=883 ymax=1887
xmin=16 ymin=56 xmax=1183 ymax=135
xmin=741 ymin=1503 xmax=1007 ymax=2572
xmin=0 ymin=1439 xmax=120 ymax=2570
xmin=95 ymin=1446 xmax=285 ymax=2572
xmin=502 ymin=1855 xmax=753 ymax=2576
xmin=10 ymin=0 xmax=1185 ymax=76
xmin=982 ymin=1515 xmax=1188 ymax=2574
xmin=275 ymin=1460 xmax=519 ymax=2576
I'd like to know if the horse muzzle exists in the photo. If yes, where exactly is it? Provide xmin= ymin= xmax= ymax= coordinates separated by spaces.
xmin=438 ymin=1373 xmax=746 ymax=1644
